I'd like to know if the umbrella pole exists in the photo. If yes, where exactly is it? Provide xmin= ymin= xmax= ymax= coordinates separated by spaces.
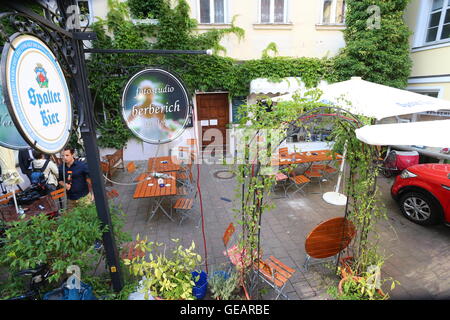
xmin=9 ymin=186 xmax=19 ymax=214
xmin=335 ymin=142 xmax=348 ymax=193
xmin=322 ymin=142 xmax=348 ymax=206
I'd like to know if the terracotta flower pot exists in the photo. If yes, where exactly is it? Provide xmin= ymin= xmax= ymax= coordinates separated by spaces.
xmin=339 ymin=256 xmax=354 ymax=279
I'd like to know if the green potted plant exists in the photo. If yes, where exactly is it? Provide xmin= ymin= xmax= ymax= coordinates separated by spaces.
xmin=208 ymin=270 xmax=239 ymax=300
xmin=123 ymin=236 xmax=202 ymax=300
xmin=332 ymin=261 xmax=399 ymax=300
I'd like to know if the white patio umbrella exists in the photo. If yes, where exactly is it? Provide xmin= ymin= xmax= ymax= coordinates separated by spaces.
xmin=274 ymin=77 xmax=450 ymax=120
xmin=0 ymin=146 xmax=23 ymax=213
xmin=320 ymin=77 xmax=450 ymax=120
xmin=355 ymin=119 xmax=450 ymax=148
xmin=274 ymin=77 xmax=450 ymax=204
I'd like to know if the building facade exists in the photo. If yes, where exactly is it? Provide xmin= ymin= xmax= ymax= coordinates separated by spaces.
xmin=80 ymin=0 xmax=347 ymax=59
xmin=186 ymin=0 xmax=346 ymax=59
xmin=404 ymin=0 xmax=450 ymax=119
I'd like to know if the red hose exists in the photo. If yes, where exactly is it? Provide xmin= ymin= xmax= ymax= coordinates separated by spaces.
xmin=191 ymin=106 xmax=208 ymax=273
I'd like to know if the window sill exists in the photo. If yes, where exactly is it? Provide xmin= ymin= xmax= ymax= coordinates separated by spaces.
xmin=253 ymin=23 xmax=293 ymax=30
xmin=315 ymin=24 xmax=346 ymax=31
xmin=411 ymin=41 xmax=450 ymax=53
xmin=197 ymin=23 xmax=232 ymax=30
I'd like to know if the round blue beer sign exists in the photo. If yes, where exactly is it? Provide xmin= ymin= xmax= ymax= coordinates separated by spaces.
xmin=0 ymin=83 xmax=28 ymax=149
xmin=1 ymin=34 xmax=72 ymax=154
xmin=122 ymin=68 xmax=190 ymax=144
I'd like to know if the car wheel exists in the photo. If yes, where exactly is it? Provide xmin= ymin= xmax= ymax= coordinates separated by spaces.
xmin=398 ymin=191 xmax=441 ymax=226
xmin=381 ymin=168 xmax=393 ymax=178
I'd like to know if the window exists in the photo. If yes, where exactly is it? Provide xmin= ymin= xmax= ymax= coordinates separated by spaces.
xmin=199 ymin=0 xmax=227 ymax=24
xmin=425 ymin=0 xmax=450 ymax=43
xmin=259 ymin=0 xmax=288 ymax=24
xmin=320 ymin=0 xmax=346 ymax=24
xmin=77 ymin=0 xmax=93 ymax=27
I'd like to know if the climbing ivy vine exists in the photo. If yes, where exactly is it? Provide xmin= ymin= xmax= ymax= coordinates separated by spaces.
xmin=333 ymin=0 xmax=412 ymax=88
xmin=86 ymin=0 xmax=334 ymax=148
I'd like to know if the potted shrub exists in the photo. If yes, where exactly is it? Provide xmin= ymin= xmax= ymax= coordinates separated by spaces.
xmin=123 ymin=236 xmax=202 ymax=300
xmin=332 ymin=261 xmax=399 ymax=300
xmin=208 ymin=270 xmax=239 ymax=300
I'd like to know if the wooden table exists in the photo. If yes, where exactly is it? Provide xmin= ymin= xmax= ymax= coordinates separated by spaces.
xmin=304 ymin=217 xmax=356 ymax=270
xmin=133 ymin=172 xmax=177 ymax=221
xmin=271 ymin=149 xmax=342 ymax=166
xmin=0 ymin=196 xmax=58 ymax=223
xmin=147 ymin=156 xmax=181 ymax=173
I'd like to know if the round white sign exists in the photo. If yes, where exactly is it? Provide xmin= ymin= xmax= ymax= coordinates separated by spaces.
xmin=1 ymin=34 xmax=72 ymax=154
xmin=121 ymin=68 xmax=191 ymax=144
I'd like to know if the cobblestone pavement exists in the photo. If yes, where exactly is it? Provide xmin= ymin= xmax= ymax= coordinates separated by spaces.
xmin=111 ymin=160 xmax=450 ymax=300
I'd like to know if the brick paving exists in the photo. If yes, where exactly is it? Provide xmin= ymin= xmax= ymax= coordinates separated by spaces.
xmin=110 ymin=159 xmax=450 ymax=300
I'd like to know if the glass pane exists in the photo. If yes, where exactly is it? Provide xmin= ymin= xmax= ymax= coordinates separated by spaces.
xmin=274 ymin=0 xmax=285 ymax=23
xmin=261 ymin=0 xmax=271 ymax=23
xmin=426 ymin=27 xmax=439 ymax=42
xmin=214 ymin=0 xmax=224 ymax=23
xmin=77 ymin=0 xmax=90 ymax=26
xmin=432 ymin=0 xmax=443 ymax=11
xmin=200 ymin=0 xmax=210 ymax=23
xmin=336 ymin=0 xmax=346 ymax=23
xmin=445 ymin=8 xmax=450 ymax=23
xmin=422 ymin=92 xmax=440 ymax=98
xmin=429 ymin=11 xmax=442 ymax=27
xmin=441 ymin=23 xmax=450 ymax=39
xmin=322 ymin=0 xmax=332 ymax=24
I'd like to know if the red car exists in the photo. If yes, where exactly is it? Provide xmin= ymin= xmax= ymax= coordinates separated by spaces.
xmin=391 ymin=164 xmax=450 ymax=226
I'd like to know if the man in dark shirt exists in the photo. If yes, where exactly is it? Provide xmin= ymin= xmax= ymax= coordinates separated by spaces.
xmin=58 ymin=147 xmax=93 ymax=211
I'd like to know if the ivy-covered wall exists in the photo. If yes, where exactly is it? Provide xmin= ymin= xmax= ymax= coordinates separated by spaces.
xmin=86 ymin=0 xmax=412 ymax=149
xmin=333 ymin=0 xmax=412 ymax=88
xmin=87 ymin=0 xmax=335 ymax=148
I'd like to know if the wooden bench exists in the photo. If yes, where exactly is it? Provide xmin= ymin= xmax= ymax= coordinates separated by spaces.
xmin=101 ymin=148 xmax=125 ymax=184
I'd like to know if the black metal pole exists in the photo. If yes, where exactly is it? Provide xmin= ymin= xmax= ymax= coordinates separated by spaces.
xmin=72 ymin=35 xmax=124 ymax=292
xmin=84 ymin=48 xmax=211 ymax=55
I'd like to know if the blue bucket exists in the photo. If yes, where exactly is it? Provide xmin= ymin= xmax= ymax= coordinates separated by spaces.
xmin=191 ymin=271 xmax=208 ymax=299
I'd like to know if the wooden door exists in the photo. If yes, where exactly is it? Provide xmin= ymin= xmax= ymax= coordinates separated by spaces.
xmin=196 ymin=93 xmax=229 ymax=149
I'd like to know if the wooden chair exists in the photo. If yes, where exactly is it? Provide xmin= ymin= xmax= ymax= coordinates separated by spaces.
xmin=222 ymin=223 xmax=243 ymax=269
xmin=126 ymin=161 xmax=136 ymax=173
xmin=271 ymin=172 xmax=289 ymax=198
xmin=178 ymin=153 xmax=195 ymax=189
xmin=311 ymin=164 xmax=338 ymax=180
xmin=286 ymin=169 xmax=310 ymax=197
xmin=222 ymin=223 xmax=260 ymax=271
xmin=101 ymin=148 xmax=125 ymax=185
xmin=0 ymin=192 xmax=13 ymax=206
xmin=254 ymin=256 xmax=296 ymax=300
xmin=278 ymin=147 xmax=289 ymax=158
xmin=172 ymin=188 xmax=198 ymax=226
xmin=0 ymin=192 xmax=14 ymax=221
xmin=304 ymin=168 xmax=324 ymax=194
xmin=304 ymin=217 xmax=356 ymax=271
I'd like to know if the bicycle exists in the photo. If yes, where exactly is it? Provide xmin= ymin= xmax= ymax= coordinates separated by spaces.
xmin=7 ymin=264 xmax=53 ymax=300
